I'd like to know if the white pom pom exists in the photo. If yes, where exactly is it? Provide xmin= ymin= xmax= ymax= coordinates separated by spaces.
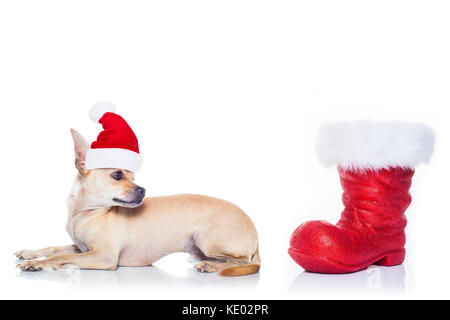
xmin=89 ymin=101 xmax=116 ymax=122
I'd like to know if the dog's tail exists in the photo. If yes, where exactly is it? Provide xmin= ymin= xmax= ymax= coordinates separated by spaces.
xmin=219 ymin=246 xmax=260 ymax=277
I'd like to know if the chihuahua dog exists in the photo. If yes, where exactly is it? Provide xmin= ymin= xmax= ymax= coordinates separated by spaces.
xmin=15 ymin=129 xmax=260 ymax=276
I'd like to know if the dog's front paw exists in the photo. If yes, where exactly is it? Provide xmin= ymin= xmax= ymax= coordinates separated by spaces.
xmin=17 ymin=260 xmax=45 ymax=272
xmin=14 ymin=249 xmax=39 ymax=260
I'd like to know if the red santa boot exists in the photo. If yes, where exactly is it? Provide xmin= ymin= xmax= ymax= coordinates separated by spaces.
xmin=288 ymin=121 xmax=435 ymax=274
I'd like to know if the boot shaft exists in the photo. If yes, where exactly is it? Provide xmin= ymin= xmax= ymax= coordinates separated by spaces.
xmin=337 ymin=167 xmax=414 ymax=237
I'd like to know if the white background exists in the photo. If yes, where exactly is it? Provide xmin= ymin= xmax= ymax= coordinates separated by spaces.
xmin=0 ymin=1 xmax=449 ymax=299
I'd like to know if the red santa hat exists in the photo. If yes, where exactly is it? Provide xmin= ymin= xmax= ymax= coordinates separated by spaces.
xmin=85 ymin=101 xmax=143 ymax=173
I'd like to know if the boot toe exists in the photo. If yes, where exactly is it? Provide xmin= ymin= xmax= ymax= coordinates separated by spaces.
xmin=289 ymin=220 xmax=342 ymax=256
xmin=288 ymin=220 xmax=356 ymax=273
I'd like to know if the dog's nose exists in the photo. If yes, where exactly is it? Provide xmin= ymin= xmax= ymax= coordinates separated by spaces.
xmin=134 ymin=186 xmax=146 ymax=197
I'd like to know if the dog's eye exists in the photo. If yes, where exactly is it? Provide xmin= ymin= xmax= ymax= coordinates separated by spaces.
xmin=111 ymin=171 xmax=124 ymax=181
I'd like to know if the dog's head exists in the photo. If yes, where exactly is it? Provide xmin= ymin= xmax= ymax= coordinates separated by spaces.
xmin=70 ymin=129 xmax=146 ymax=209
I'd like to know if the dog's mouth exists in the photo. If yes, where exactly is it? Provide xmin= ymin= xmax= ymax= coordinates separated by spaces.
xmin=112 ymin=186 xmax=146 ymax=207
xmin=112 ymin=197 xmax=144 ymax=207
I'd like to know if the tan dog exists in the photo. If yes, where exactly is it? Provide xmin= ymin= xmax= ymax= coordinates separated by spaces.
xmin=15 ymin=129 xmax=260 ymax=276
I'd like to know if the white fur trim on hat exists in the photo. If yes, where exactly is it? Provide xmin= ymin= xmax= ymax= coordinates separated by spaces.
xmin=89 ymin=101 xmax=116 ymax=123
xmin=85 ymin=148 xmax=143 ymax=173
xmin=315 ymin=120 xmax=435 ymax=171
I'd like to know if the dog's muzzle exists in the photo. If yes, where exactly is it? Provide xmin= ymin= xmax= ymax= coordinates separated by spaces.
xmin=113 ymin=186 xmax=146 ymax=206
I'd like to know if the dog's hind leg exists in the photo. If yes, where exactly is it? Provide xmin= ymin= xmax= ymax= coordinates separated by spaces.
xmin=218 ymin=247 xmax=260 ymax=276
xmin=192 ymin=226 xmax=260 ymax=276
xmin=14 ymin=245 xmax=80 ymax=260
xmin=193 ymin=259 xmax=238 ymax=273
xmin=193 ymin=253 xmax=260 ymax=276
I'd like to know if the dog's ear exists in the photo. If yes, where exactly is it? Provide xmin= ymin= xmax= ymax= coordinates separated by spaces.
xmin=70 ymin=128 xmax=90 ymax=175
